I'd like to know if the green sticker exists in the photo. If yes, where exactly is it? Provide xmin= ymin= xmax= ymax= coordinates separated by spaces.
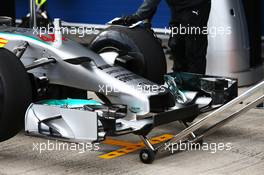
xmin=40 ymin=98 xmax=102 ymax=107
xmin=35 ymin=0 xmax=47 ymax=8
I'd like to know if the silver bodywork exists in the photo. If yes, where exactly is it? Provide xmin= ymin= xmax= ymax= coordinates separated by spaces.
xmin=0 ymin=26 xmax=165 ymax=117
xmin=25 ymin=104 xmax=100 ymax=142
xmin=0 ymin=23 xmax=172 ymax=142
xmin=25 ymin=101 xmax=154 ymax=142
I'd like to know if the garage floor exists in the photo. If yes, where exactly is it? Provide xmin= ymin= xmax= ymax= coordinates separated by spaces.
xmin=0 ymin=38 xmax=264 ymax=175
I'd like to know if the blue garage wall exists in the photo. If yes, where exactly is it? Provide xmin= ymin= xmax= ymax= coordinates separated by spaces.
xmin=16 ymin=0 xmax=263 ymax=35
xmin=16 ymin=0 xmax=170 ymax=28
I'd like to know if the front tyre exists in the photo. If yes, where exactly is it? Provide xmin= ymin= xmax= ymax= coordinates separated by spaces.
xmin=90 ymin=26 xmax=167 ymax=85
xmin=0 ymin=48 xmax=32 ymax=142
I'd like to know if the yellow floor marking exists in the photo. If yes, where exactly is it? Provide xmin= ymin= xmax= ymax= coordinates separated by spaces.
xmin=102 ymin=138 xmax=137 ymax=147
xmin=99 ymin=134 xmax=173 ymax=159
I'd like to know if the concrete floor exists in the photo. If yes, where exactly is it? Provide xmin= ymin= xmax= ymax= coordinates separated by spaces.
xmin=0 ymin=37 xmax=263 ymax=175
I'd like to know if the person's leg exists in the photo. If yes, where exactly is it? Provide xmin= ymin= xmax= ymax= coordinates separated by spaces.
xmin=182 ymin=1 xmax=211 ymax=74
xmin=185 ymin=34 xmax=208 ymax=74
xmin=168 ymin=33 xmax=188 ymax=72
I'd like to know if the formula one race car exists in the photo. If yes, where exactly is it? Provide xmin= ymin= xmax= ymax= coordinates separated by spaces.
xmin=0 ymin=16 xmax=238 ymax=163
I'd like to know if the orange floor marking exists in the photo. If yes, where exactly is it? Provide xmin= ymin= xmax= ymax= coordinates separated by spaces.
xmin=99 ymin=134 xmax=173 ymax=159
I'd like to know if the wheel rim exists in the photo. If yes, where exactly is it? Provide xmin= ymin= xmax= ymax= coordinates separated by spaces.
xmin=141 ymin=152 xmax=149 ymax=160
xmin=98 ymin=47 xmax=120 ymax=66
xmin=98 ymin=46 xmax=142 ymax=74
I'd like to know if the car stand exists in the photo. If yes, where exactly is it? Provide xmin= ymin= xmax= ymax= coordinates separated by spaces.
xmin=138 ymin=80 xmax=264 ymax=163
